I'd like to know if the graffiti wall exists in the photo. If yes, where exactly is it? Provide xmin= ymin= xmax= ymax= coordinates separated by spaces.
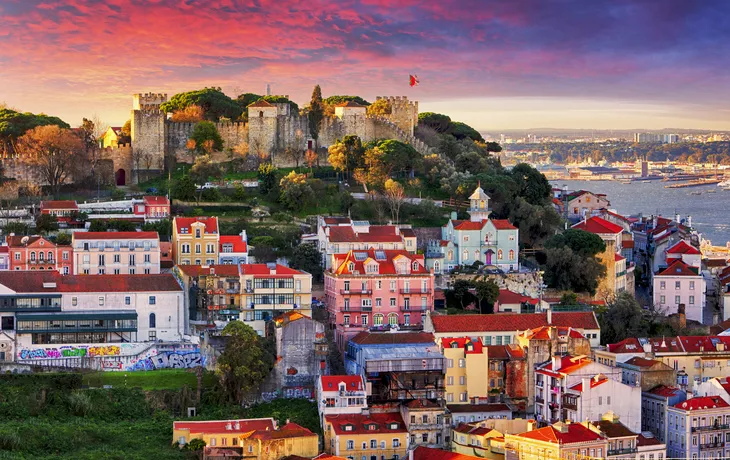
xmin=16 ymin=342 xmax=204 ymax=372
xmin=261 ymin=386 xmax=313 ymax=402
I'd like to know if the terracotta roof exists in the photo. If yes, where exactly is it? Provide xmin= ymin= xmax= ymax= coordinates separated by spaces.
xmin=430 ymin=311 xmax=599 ymax=333
xmin=350 ymin=331 xmax=434 ymax=345
xmin=256 ymin=422 xmax=315 ymax=440
xmin=710 ymin=319 xmax=730 ymax=335
xmin=320 ymin=375 xmax=364 ymax=391
xmin=446 ymin=403 xmax=510 ymax=413
xmin=6 ymin=235 xmax=53 ymax=248
xmin=173 ymin=418 xmax=275 ymax=434
xmin=655 ymin=259 xmax=699 ymax=277
xmin=177 ymin=264 xmax=241 ymax=277
xmin=143 ymin=195 xmax=170 ymax=206
xmin=331 ymin=249 xmax=427 ymax=276
xmin=592 ymin=420 xmax=636 ymax=438
xmin=220 ymin=235 xmax=247 ymax=253
xmin=491 ymin=219 xmax=517 ymax=230
xmin=0 ymin=272 xmax=181 ymax=292
xmin=623 ymin=240 xmax=635 ymax=249
xmin=400 ymin=228 xmax=416 ymax=238
xmin=614 ymin=253 xmax=625 ymax=262
xmin=335 ymin=101 xmax=364 ymax=108
xmin=667 ymin=240 xmax=700 ymax=255
xmin=323 ymin=217 xmax=352 ymax=225
xmin=73 ymin=231 xmax=158 ymax=240
xmin=516 ymin=422 xmax=605 ymax=444
xmin=325 ymin=412 xmax=407 ymax=435
xmin=572 ymin=216 xmax=623 ymax=235
xmin=570 ymin=375 xmax=608 ymax=392
xmin=647 ymin=385 xmax=684 ymax=398
xmin=678 ymin=335 xmax=730 ymax=353
xmin=484 ymin=345 xmax=509 ymax=359
xmin=405 ymin=399 xmax=441 ymax=409
xmin=240 ymin=264 xmax=304 ymax=276
xmin=607 ymin=337 xmax=684 ymax=354
xmin=40 ymin=200 xmax=78 ymax=210
xmin=412 ymin=446 xmax=481 ymax=460
xmin=174 ymin=216 xmax=218 ymax=234
xmin=451 ymin=220 xmax=487 ymax=231
xmin=442 ymin=337 xmax=484 ymax=354
xmin=313 ymin=455 xmax=349 ymax=460
xmin=497 ymin=289 xmax=539 ymax=306
xmin=524 ymin=326 xmax=586 ymax=341
xmin=674 ymin=396 xmax=730 ymax=410
xmin=328 ymin=225 xmax=403 ymax=243
xmin=623 ymin=356 xmax=663 ymax=368
xmin=248 ymin=99 xmax=274 ymax=107
xmin=538 ymin=355 xmax=592 ymax=376
xmin=637 ymin=434 xmax=662 ymax=447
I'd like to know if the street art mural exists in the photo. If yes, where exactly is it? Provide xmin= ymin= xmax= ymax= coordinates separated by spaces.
xmin=261 ymin=386 xmax=313 ymax=402
xmin=126 ymin=351 xmax=204 ymax=371
xmin=18 ymin=344 xmax=122 ymax=360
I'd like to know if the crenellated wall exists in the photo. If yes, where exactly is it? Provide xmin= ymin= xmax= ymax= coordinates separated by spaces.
xmin=166 ymin=121 xmax=248 ymax=162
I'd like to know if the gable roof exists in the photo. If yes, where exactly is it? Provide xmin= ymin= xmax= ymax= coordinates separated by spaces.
xmin=622 ymin=356 xmax=667 ymax=368
xmin=248 ymin=99 xmax=274 ymax=107
xmin=538 ymin=355 xmax=592 ymax=376
xmin=174 ymin=216 xmax=218 ymax=234
xmin=572 ymin=216 xmax=623 ymax=235
xmin=524 ymin=326 xmax=586 ymax=341
xmin=497 ymin=289 xmax=539 ymax=306
xmin=143 ymin=195 xmax=170 ymax=206
xmin=516 ymin=422 xmax=605 ymax=444
xmin=655 ymin=259 xmax=700 ymax=277
xmin=320 ymin=375 xmax=364 ymax=391
xmin=220 ymin=235 xmax=247 ymax=253
xmin=491 ymin=219 xmax=517 ymax=230
xmin=441 ymin=337 xmax=484 ymax=354
xmin=40 ymin=200 xmax=78 ymax=210
xmin=666 ymin=240 xmax=700 ymax=255
xmin=331 ymin=249 xmax=427 ymax=276
xmin=6 ymin=235 xmax=55 ymax=248
xmin=673 ymin=396 xmax=730 ymax=411
xmin=569 ymin=375 xmax=608 ymax=392
xmin=327 ymin=225 xmax=403 ymax=243
xmin=429 ymin=311 xmax=599 ymax=334
xmin=0 ymin=272 xmax=181 ymax=293
xmin=646 ymin=385 xmax=684 ymax=398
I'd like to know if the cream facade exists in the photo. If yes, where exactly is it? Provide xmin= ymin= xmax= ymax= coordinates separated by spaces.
xmin=72 ymin=232 xmax=160 ymax=275
xmin=440 ymin=337 xmax=489 ymax=405
xmin=172 ymin=217 xmax=219 ymax=266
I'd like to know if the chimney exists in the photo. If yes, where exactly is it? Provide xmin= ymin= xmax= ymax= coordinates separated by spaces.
xmin=552 ymin=355 xmax=562 ymax=371
xmin=240 ymin=230 xmax=248 ymax=242
xmin=675 ymin=213 xmax=681 ymax=223
xmin=688 ymin=215 xmax=693 ymax=228
xmin=581 ymin=377 xmax=590 ymax=392
xmin=547 ymin=309 xmax=552 ymax=325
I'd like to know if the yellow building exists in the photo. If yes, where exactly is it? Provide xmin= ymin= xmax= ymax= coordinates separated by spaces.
xmin=172 ymin=418 xmax=319 ymax=460
xmin=452 ymin=419 xmax=538 ymax=459
xmin=101 ymin=126 xmax=125 ymax=148
xmin=323 ymin=412 xmax=409 ymax=459
xmin=504 ymin=421 xmax=608 ymax=460
xmin=440 ymin=337 xmax=489 ymax=405
xmin=172 ymin=217 xmax=220 ymax=266
xmin=240 ymin=263 xmax=313 ymax=336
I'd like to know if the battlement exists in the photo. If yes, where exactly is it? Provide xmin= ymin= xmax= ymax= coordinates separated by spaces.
xmin=133 ymin=93 xmax=168 ymax=111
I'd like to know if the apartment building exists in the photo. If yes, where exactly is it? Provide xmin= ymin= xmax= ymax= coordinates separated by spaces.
xmin=72 ymin=232 xmax=160 ymax=275
xmin=172 ymin=217 xmax=219 ymax=266
xmin=7 ymin=235 xmax=73 ymax=274
xmin=401 ymin=399 xmax=450 ymax=450
xmin=666 ymin=396 xmax=730 ymax=460
xmin=219 ymin=231 xmax=248 ymax=265
xmin=653 ymin=260 xmax=706 ymax=324
xmin=239 ymin=264 xmax=312 ymax=336
xmin=323 ymin=412 xmax=408 ymax=460
xmin=316 ymin=375 xmax=367 ymax=429
xmin=504 ymin=421 xmax=609 ymax=460
xmin=324 ymin=249 xmax=434 ymax=351
xmin=642 ymin=385 xmax=687 ymax=443
xmin=139 ymin=195 xmax=170 ymax=221
xmin=175 ymin=265 xmax=242 ymax=327
xmin=562 ymin=374 xmax=642 ymax=433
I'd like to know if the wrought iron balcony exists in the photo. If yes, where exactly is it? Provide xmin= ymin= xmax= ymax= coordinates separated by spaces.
xmin=692 ymin=424 xmax=730 ymax=432
xmin=400 ymin=306 xmax=427 ymax=312
xmin=607 ymin=447 xmax=638 ymax=456
xmin=400 ymin=288 xmax=430 ymax=294
xmin=340 ymin=289 xmax=372 ymax=295
xmin=699 ymin=441 xmax=725 ymax=450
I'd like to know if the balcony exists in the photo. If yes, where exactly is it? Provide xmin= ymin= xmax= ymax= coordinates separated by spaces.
xmin=563 ymin=402 xmax=577 ymax=411
xmin=340 ymin=289 xmax=372 ymax=295
xmin=28 ymin=259 xmax=55 ymax=265
xmin=535 ymin=396 xmax=544 ymax=404
xmin=607 ymin=447 xmax=638 ymax=456
xmin=699 ymin=442 xmax=725 ymax=450
xmin=400 ymin=288 xmax=430 ymax=294
xmin=400 ymin=306 xmax=427 ymax=312
xmin=342 ymin=305 xmax=373 ymax=312
xmin=692 ymin=424 xmax=730 ymax=432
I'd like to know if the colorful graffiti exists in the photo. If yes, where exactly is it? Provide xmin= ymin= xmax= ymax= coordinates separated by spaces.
xmin=261 ymin=386 xmax=312 ymax=402
xmin=126 ymin=351 xmax=204 ymax=371
xmin=18 ymin=345 xmax=121 ymax=360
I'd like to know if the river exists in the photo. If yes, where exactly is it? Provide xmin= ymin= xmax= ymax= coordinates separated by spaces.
xmin=551 ymin=180 xmax=730 ymax=245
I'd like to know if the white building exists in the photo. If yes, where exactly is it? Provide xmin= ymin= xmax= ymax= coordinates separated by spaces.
xmin=563 ymin=374 xmax=642 ymax=433
xmin=316 ymin=375 xmax=367 ymax=429
xmin=652 ymin=260 xmax=706 ymax=323
xmin=72 ymin=231 xmax=161 ymax=275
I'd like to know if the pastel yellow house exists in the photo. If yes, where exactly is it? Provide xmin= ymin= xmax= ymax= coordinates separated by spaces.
xmin=452 ymin=419 xmax=538 ymax=459
xmin=172 ymin=418 xmax=319 ymax=460
xmin=323 ymin=412 xmax=409 ymax=459
xmin=172 ymin=217 xmax=220 ymax=266
xmin=504 ymin=421 xmax=608 ymax=460
xmin=101 ymin=126 xmax=125 ymax=148
xmin=440 ymin=337 xmax=489 ymax=405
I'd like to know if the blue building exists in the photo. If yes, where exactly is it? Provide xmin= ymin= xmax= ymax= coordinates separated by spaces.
xmin=666 ymin=395 xmax=730 ymax=460
xmin=426 ymin=186 xmax=519 ymax=274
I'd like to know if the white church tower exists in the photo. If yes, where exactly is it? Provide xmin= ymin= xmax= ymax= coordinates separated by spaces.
xmin=468 ymin=184 xmax=491 ymax=222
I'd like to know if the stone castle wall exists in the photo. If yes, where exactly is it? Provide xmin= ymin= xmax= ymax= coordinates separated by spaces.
xmin=376 ymin=96 xmax=418 ymax=136
xmin=166 ymin=121 xmax=248 ymax=163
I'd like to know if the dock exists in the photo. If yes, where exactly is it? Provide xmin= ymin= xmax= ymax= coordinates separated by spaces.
xmin=664 ymin=179 xmax=721 ymax=189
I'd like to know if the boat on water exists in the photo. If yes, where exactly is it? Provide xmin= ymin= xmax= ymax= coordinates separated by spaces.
xmin=619 ymin=180 xmax=632 ymax=185
xmin=690 ymin=191 xmax=703 ymax=196
xmin=718 ymin=180 xmax=730 ymax=187
xmin=707 ymin=189 xmax=717 ymax=193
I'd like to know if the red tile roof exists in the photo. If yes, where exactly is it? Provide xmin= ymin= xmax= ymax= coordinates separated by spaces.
xmin=256 ymin=422 xmax=315 ymax=440
xmin=656 ymin=260 xmax=699 ymax=277
xmin=667 ymin=240 xmax=700 ymax=255
xmin=497 ymin=289 xmax=539 ymax=306
xmin=177 ymin=264 xmax=241 ymax=277
xmin=173 ymin=418 xmax=275 ymax=434
xmin=516 ymin=422 xmax=605 ymax=444
xmin=442 ymin=337 xmax=484 ymax=354
xmin=614 ymin=253 xmax=625 ymax=262
xmin=607 ymin=337 xmax=685 ymax=354
xmin=569 ymin=375 xmax=608 ymax=392
xmin=248 ymin=100 xmax=274 ymax=107
xmin=538 ymin=355 xmax=592 ymax=376
xmin=6 ymin=235 xmax=54 ymax=248
xmin=40 ymin=200 xmax=78 ymax=210
xmin=174 ymin=216 xmax=218 ymax=234
xmin=331 ymin=249 xmax=427 ymax=276
xmin=325 ymin=412 xmax=407 ymax=435
xmin=323 ymin=217 xmax=352 ymax=225
xmin=350 ymin=331 xmax=434 ymax=345
xmin=73 ymin=231 xmax=159 ymax=240
xmin=647 ymin=385 xmax=684 ymax=398
xmin=674 ymin=396 xmax=730 ymax=411
xmin=240 ymin=264 xmax=304 ymax=276
xmin=143 ymin=195 xmax=170 ymax=206
xmin=220 ymin=235 xmax=248 ymax=253
xmin=623 ymin=356 xmax=662 ymax=368
xmin=412 ymin=446 xmax=481 ymax=460
xmin=484 ymin=345 xmax=509 ymax=359
xmin=491 ymin=219 xmax=517 ymax=230
xmin=572 ymin=216 xmax=623 ymax=235
xmin=452 ymin=220 xmax=486 ymax=231
xmin=327 ymin=225 xmax=403 ymax=243
xmin=320 ymin=375 xmax=364 ymax=391
xmin=430 ymin=311 xmax=599 ymax=333
xmin=0 ymin=272 xmax=181 ymax=293
xmin=637 ymin=434 xmax=662 ymax=447
xmin=524 ymin=326 xmax=586 ymax=341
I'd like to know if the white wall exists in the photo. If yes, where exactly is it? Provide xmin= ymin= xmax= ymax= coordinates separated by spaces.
xmin=575 ymin=379 xmax=641 ymax=432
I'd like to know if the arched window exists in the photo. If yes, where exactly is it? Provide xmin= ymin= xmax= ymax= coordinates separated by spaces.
xmin=373 ymin=314 xmax=384 ymax=326
xmin=447 ymin=251 xmax=453 ymax=261
xmin=463 ymin=249 xmax=469 ymax=261
xmin=434 ymin=261 xmax=441 ymax=273
xmin=497 ymin=249 xmax=503 ymax=260
xmin=509 ymin=249 xmax=515 ymax=260
xmin=149 ymin=313 xmax=156 ymax=328
xmin=480 ymin=200 xmax=485 ymax=209
xmin=412 ymin=261 xmax=419 ymax=271
xmin=39 ymin=252 xmax=44 ymax=261
xmin=388 ymin=313 xmax=398 ymax=326
xmin=30 ymin=252 xmax=36 ymax=261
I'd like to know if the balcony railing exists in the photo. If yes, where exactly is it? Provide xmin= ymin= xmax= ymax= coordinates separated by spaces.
xmin=563 ymin=402 xmax=577 ymax=411
xmin=28 ymin=259 xmax=55 ymax=264
xmin=340 ymin=289 xmax=372 ymax=295
xmin=607 ymin=447 xmax=638 ymax=456
xmin=400 ymin=288 xmax=430 ymax=294
xmin=343 ymin=305 xmax=373 ymax=312
xmin=699 ymin=442 xmax=725 ymax=450
xmin=692 ymin=424 xmax=730 ymax=432
xmin=400 ymin=306 xmax=427 ymax=312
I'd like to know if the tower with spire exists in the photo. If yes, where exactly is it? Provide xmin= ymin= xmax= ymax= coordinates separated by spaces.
xmin=468 ymin=183 xmax=491 ymax=222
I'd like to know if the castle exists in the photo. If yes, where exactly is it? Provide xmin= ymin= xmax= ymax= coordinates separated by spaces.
xmin=113 ymin=92 xmax=431 ymax=185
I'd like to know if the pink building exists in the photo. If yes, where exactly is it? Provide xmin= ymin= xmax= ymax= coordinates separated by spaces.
xmin=324 ymin=249 xmax=434 ymax=351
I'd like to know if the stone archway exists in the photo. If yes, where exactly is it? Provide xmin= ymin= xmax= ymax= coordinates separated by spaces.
xmin=115 ymin=168 xmax=126 ymax=186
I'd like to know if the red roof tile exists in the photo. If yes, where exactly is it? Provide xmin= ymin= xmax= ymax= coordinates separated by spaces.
xmin=73 ymin=231 xmax=159 ymax=240
xmin=173 ymin=418 xmax=275 ymax=434
xmin=484 ymin=345 xmax=509 ymax=359
xmin=430 ymin=311 xmax=599 ymax=333
xmin=320 ymin=375 xmax=364 ymax=391
xmin=572 ymin=216 xmax=623 ymax=235
xmin=7 ymin=235 xmax=54 ymax=248
xmin=174 ymin=216 xmax=218 ymax=234
xmin=323 ymin=217 xmax=352 ymax=225
xmin=517 ymin=423 xmax=605 ymax=444
xmin=491 ymin=219 xmax=517 ymax=230
xmin=623 ymin=356 xmax=662 ymax=368
xmin=40 ymin=200 xmax=78 ymax=210
xmin=524 ymin=326 xmax=586 ymax=341
xmin=647 ymin=385 xmax=684 ymax=398
xmin=331 ymin=249 xmax=427 ymax=276
xmin=674 ymin=396 xmax=730 ymax=410
xmin=350 ymin=331 xmax=434 ymax=345
xmin=0 ymin=271 xmax=181 ymax=293
xmin=614 ymin=253 xmax=625 ymax=262
xmin=220 ymin=235 xmax=248 ymax=253
xmin=240 ymin=264 xmax=304 ymax=276
xmin=325 ymin=412 xmax=407 ymax=435
xmin=667 ymin=240 xmax=700 ymax=255
xmin=413 ymin=446 xmax=481 ymax=460
xmin=497 ymin=289 xmax=539 ymax=306
xmin=143 ymin=195 xmax=170 ymax=206
xmin=637 ymin=434 xmax=662 ymax=447
xmin=248 ymin=99 xmax=274 ymax=107
xmin=452 ymin=220 xmax=487 ymax=231
xmin=538 ymin=355 xmax=592 ymax=376
xmin=328 ymin=225 xmax=403 ymax=243
xmin=570 ymin=375 xmax=608 ymax=392
xmin=656 ymin=260 xmax=700 ymax=277
xmin=177 ymin=264 xmax=241 ymax=277
xmin=442 ymin=337 xmax=484 ymax=354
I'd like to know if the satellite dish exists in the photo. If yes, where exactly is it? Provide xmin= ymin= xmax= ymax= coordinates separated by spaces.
xmin=21 ymin=236 xmax=30 ymax=245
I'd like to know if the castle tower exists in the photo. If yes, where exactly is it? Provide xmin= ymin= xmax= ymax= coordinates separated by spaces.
xmin=375 ymin=96 xmax=418 ymax=136
xmin=130 ymin=93 xmax=168 ymax=184
xmin=247 ymin=99 xmax=278 ymax=158
xmin=468 ymin=185 xmax=491 ymax=222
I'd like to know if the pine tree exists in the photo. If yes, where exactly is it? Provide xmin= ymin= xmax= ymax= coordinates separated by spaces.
xmin=308 ymin=85 xmax=324 ymax=148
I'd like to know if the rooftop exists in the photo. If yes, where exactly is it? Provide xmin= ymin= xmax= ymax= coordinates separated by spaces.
xmin=173 ymin=418 xmax=275 ymax=435
xmin=591 ymin=419 xmax=636 ymax=438
xmin=143 ymin=195 xmax=170 ymax=206
xmin=331 ymin=249 xmax=427 ymax=276
xmin=571 ymin=216 xmax=623 ymax=235
xmin=516 ymin=422 xmax=605 ymax=444
xmin=173 ymin=216 xmax=218 ymax=234
xmin=539 ymin=355 xmax=592 ymax=376
xmin=176 ymin=264 xmax=241 ymax=277
xmin=430 ymin=311 xmax=599 ymax=333
xmin=220 ymin=235 xmax=248 ymax=253
xmin=673 ymin=396 xmax=730 ymax=411
xmin=655 ymin=259 xmax=700 ymax=277
xmin=73 ymin=231 xmax=159 ymax=240
xmin=320 ymin=375 xmax=364 ymax=392
xmin=666 ymin=240 xmax=700 ymax=255
xmin=441 ymin=337 xmax=484 ymax=354
xmin=240 ymin=264 xmax=304 ymax=276
xmin=497 ymin=289 xmax=539 ymax=306
xmin=412 ymin=446 xmax=482 ymax=460
xmin=40 ymin=200 xmax=78 ymax=210
xmin=0 ymin=272 xmax=182 ymax=293
xmin=325 ymin=412 xmax=407 ymax=435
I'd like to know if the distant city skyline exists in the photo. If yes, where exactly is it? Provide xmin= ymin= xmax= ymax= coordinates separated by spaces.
xmin=1 ymin=0 xmax=728 ymax=130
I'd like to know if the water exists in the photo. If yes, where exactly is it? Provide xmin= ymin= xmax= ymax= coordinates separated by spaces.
xmin=551 ymin=180 xmax=730 ymax=245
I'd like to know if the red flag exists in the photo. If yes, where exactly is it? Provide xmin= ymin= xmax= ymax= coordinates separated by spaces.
xmin=409 ymin=75 xmax=419 ymax=87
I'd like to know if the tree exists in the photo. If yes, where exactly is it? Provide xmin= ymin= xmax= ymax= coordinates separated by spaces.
xmin=507 ymin=197 xmax=562 ymax=248
xmin=4 ymin=221 xmax=29 ymax=235
xmin=0 ymin=108 xmax=69 ymax=155
xmin=328 ymin=136 xmax=365 ymax=179
xmin=172 ymin=175 xmax=197 ymax=201
xmin=161 ymin=87 xmax=242 ymax=121
xmin=189 ymin=121 xmax=223 ymax=154
xmin=16 ymin=125 xmax=83 ymax=195
xmin=171 ymin=104 xmax=204 ymax=122
xmin=88 ymin=220 xmax=108 ymax=232
xmin=366 ymin=99 xmax=392 ymax=117
xmin=384 ymin=179 xmax=405 ymax=223
xmin=558 ymin=292 xmax=578 ymax=307
xmin=307 ymin=85 xmax=324 ymax=148
xmin=279 ymin=171 xmax=314 ymax=210
xmin=546 ymin=229 xmax=606 ymax=258
xmin=216 ymin=321 xmax=273 ymax=403
xmin=323 ymin=95 xmax=370 ymax=107
xmin=79 ymin=116 xmax=107 ymax=176
xmin=304 ymin=149 xmax=318 ymax=172
xmin=451 ymin=279 xmax=474 ymax=309
xmin=543 ymin=246 xmax=606 ymax=295
xmin=377 ymin=140 xmax=421 ymax=177
xmin=448 ymin=121 xmax=484 ymax=142
xmin=597 ymin=292 xmax=652 ymax=344
xmin=474 ymin=279 xmax=500 ymax=314
xmin=418 ymin=112 xmax=451 ymax=133
xmin=511 ymin=163 xmax=551 ymax=206
xmin=35 ymin=214 xmax=59 ymax=234
xmin=250 ymin=236 xmax=276 ymax=263
xmin=190 ymin=155 xmax=223 ymax=185
xmin=353 ymin=146 xmax=389 ymax=192
xmin=109 ymin=219 xmax=136 ymax=231
xmin=257 ymin=163 xmax=278 ymax=196
xmin=186 ymin=438 xmax=206 ymax=452
xmin=289 ymin=243 xmax=323 ymax=281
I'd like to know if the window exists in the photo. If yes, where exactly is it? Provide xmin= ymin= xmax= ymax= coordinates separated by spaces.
xmin=361 ymin=315 xmax=368 ymax=326
xmin=343 ymin=315 xmax=350 ymax=326
xmin=63 ymin=251 xmax=68 ymax=260
xmin=370 ymin=440 xmax=377 ymax=448
xmin=375 ymin=298 xmax=382 ymax=307
xmin=390 ymin=298 xmax=396 ymax=307
xmin=498 ymin=249 xmax=503 ymax=260
xmin=447 ymin=359 xmax=454 ymax=368
xmin=72 ymin=297 xmax=77 ymax=306
xmin=390 ymin=281 xmax=396 ymax=291
xmin=346 ymin=440 xmax=354 ymax=450
xmin=149 ymin=296 xmax=156 ymax=305
xmin=195 ymin=244 xmax=201 ymax=254
xmin=421 ymin=433 xmax=428 ymax=443
xmin=463 ymin=249 xmax=468 ymax=261
xmin=182 ymin=244 xmax=190 ymax=254
xmin=675 ymin=281 xmax=681 ymax=290
xmin=447 ymin=393 xmax=453 ymax=402
xmin=660 ymin=281 xmax=666 ymax=290
xmin=459 ymin=376 xmax=466 ymax=385
xmin=206 ymin=244 xmax=215 ymax=254
xmin=125 ymin=296 xmax=131 ymax=305
xmin=14 ymin=252 xmax=19 ymax=260
xmin=447 ymin=376 xmax=454 ymax=385
xmin=459 ymin=392 xmax=467 ymax=402
xmin=690 ymin=281 xmax=695 ymax=290
xmin=144 ymin=254 xmax=151 ymax=263
xmin=459 ymin=359 xmax=465 ymax=368
xmin=129 ymin=254 xmax=135 ymax=265
xmin=149 ymin=313 xmax=156 ymax=328
xmin=660 ymin=295 xmax=666 ymax=304
xmin=393 ymin=439 xmax=400 ymax=448
xmin=98 ymin=296 xmax=104 ymax=306
xmin=114 ymin=254 xmax=121 ymax=263
xmin=195 ymin=228 xmax=201 ymax=238
xmin=689 ymin=296 xmax=695 ymax=305
xmin=675 ymin=295 xmax=681 ymax=304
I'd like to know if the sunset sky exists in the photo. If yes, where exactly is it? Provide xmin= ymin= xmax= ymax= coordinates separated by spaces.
xmin=1 ymin=0 xmax=728 ymax=131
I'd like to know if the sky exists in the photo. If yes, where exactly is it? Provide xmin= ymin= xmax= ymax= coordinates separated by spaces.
xmin=1 ymin=0 xmax=729 ymax=131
